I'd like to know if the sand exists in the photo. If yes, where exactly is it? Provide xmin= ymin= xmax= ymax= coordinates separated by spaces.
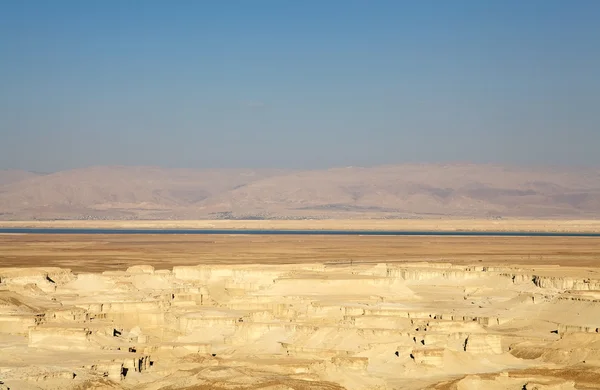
xmin=2 ymin=234 xmax=600 ymax=272
xmin=1 ymin=233 xmax=600 ymax=389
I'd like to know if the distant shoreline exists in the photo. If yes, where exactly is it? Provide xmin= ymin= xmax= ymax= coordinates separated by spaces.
xmin=1 ymin=219 xmax=600 ymax=233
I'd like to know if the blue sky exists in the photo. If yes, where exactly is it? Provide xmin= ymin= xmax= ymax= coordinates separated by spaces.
xmin=1 ymin=0 xmax=599 ymax=171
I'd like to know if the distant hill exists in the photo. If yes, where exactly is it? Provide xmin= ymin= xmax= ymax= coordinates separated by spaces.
xmin=1 ymin=164 xmax=599 ymax=220
xmin=0 ymin=170 xmax=41 ymax=186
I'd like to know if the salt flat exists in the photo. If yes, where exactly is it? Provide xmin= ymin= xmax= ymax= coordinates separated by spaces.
xmin=1 ymin=234 xmax=600 ymax=389
xmin=2 ymin=219 xmax=600 ymax=232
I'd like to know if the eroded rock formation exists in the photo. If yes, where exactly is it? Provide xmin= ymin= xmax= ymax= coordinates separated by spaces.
xmin=1 ymin=263 xmax=600 ymax=389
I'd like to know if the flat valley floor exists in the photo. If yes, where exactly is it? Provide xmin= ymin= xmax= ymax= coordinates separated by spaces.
xmin=1 ymin=234 xmax=600 ymax=271
xmin=1 ymin=233 xmax=600 ymax=389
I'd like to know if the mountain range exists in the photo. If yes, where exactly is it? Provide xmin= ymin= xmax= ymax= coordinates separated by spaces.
xmin=1 ymin=164 xmax=599 ymax=220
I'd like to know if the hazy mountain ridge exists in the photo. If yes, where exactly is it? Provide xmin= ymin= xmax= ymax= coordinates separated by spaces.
xmin=1 ymin=164 xmax=599 ymax=220
xmin=0 ymin=170 xmax=42 ymax=186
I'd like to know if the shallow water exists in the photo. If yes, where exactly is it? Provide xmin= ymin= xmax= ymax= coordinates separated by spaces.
xmin=0 ymin=228 xmax=599 ymax=237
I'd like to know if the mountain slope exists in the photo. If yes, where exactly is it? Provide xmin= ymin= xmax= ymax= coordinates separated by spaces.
xmin=198 ymin=164 xmax=600 ymax=218
xmin=0 ymin=170 xmax=41 ymax=186
xmin=0 ymin=164 xmax=599 ymax=219
xmin=0 ymin=166 xmax=288 ymax=219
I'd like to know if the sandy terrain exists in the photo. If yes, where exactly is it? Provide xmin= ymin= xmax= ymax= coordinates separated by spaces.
xmin=2 ymin=218 xmax=600 ymax=232
xmin=1 ymin=234 xmax=600 ymax=271
xmin=2 ymin=234 xmax=600 ymax=389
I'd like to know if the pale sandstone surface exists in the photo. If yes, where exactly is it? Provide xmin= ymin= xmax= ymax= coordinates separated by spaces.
xmin=2 ymin=261 xmax=600 ymax=389
xmin=1 ymin=234 xmax=600 ymax=389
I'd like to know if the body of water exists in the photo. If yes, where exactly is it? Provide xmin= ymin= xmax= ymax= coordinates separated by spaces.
xmin=0 ymin=228 xmax=599 ymax=237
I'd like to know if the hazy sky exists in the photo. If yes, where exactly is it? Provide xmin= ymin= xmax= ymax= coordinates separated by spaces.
xmin=1 ymin=1 xmax=599 ymax=172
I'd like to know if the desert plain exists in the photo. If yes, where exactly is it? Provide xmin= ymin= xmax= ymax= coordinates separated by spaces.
xmin=1 ymin=221 xmax=600 ymax=389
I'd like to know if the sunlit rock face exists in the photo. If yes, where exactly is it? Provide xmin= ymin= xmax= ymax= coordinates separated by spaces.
xmin=1 ymin=262 xmax=600 ymax=389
